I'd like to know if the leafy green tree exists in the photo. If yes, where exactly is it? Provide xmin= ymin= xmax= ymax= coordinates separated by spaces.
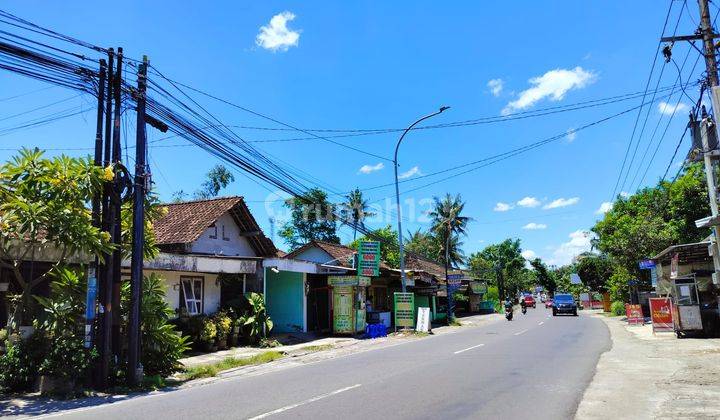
xmin=0 ymin=149 xmax=112 ymax=327
xmin=341 ymin=188 xmax=376 ymax=241
xmin=470 ymin=238 xmax=526 ymax=300
xmin=529 ymin=258 xmax=557 ymax=294
xmin=349 ymin=225 xmax=400 ymax=268
xmin=592 ymin=163 xmax=709 ymax=277
xmin=607 ymin=265 xmax=633 ymax=302
xmin=428 ymin=193 xmax=470 ymax=322
xmin=194 ymin=164 xmax=235 ymax=199
xmin=280 ymin=188 xmax=340 ymax=249
xmin=404 ymin=229 xmax=439 ymax=261
xmin=575 ymin=253 xmax=613 ymax=292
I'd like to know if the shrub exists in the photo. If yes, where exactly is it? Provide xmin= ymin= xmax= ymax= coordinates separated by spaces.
xmin=213 ymin=311 xmax=232 ymax=340
xmin=610 ymin=301 xmax=626 ymax=316
xmin=39 ymin=334 xmax=96 ymax=381
xmin=200 ymin=318 xmax=217 ymax=343
xmin=0 ymin=332 xmax=46 ymax=393
xmin=238 ymin=293 xmax=273 ymax=345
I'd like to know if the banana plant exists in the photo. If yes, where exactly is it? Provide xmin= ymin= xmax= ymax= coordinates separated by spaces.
xmin=238 ymin=292 xmax=273 ymax=343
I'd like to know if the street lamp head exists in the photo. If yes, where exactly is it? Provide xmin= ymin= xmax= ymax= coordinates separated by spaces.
xmin=439 ymin=106 xmax=450 ymax=112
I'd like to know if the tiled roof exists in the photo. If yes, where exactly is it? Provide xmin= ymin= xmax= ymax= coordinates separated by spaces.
xmin=285 ymin=240 xmax=356 ymax=267
xmin=154 ymin=196 xmax=277 ymax=257
xmin=405 ymin=253 xmax=447 ymax=279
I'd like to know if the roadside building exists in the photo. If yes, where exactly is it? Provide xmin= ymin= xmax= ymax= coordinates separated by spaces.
xmin=121 ymin=196 xmax=277 ymax=317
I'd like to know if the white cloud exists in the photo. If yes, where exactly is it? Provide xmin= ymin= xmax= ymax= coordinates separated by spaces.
xmin=358 ymin=162 xmax=384 ymax=174
xmin=543 ymin=197 xmax=580 ymax=209
xmin=256 ymin=11 xmax=300 ymax=52
xmin=502 ymin=67 xmax=596 ymax=115
xmin=487 ymin=78 xmax=504 ymax=97
xmin=494 ymin=202 xmax=514 ymax=212
xmin=523 ymin=222 xmax=547 ymax=230
xmin=595 ymin=202 xmax=613 ymax=215
xmin=658 ymin=101 xmax=688 ymax=116
xmin=547 ymin=230 xmax=594 ymax=266
xmin=517 ymin=196 xmax=541 ymax=208
xmin=566 ymin=128 xmax=577 ymax=142
xmin=398 ymin=166 xmax=422 ymax=179
xmin=521 ymin=249 xmax=537 ymax=260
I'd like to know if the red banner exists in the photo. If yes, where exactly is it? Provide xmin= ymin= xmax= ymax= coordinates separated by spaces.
xmin=649 ymin=298 xmax=673 ymax=332
xmin=626 ymin=304 xmax=644 ymax=325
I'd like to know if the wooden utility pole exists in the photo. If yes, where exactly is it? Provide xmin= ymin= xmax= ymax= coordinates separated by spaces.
xmin=128 ymin=55 xmax=149 ymax=386
xmin=110 ymin=47 xmax=124 ymax=356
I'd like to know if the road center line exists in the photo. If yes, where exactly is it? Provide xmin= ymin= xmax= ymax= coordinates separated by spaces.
xmin=248 ymin=384 xmax=362 ymax=419
xmin=454 ymin=343 xmax=485 ymax=354
xmin=514 ymin=329 xmax=528 ymax=336
xmin=538 ymin=321 xmax=544 ymax=325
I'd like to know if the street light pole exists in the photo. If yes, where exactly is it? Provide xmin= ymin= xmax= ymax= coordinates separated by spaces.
xmin=394 ymin=106 xmax=449 ymax=292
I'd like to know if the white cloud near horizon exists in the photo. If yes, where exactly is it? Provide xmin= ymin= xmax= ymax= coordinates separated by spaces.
xmin=494 ymin=202 xmax=513 ymax=212
xmin=547 ymin=230 xmax=594 ymax=266
xmin=521 ymin=249 xmax=537 ymax=260
xmin=502 ymin=67 xmax=596 ymax=115
xmin=398 ymin=166 xmax=422 ymax=179
xmin=523 ymin=222 xmax=547 ymax=230
xmin=487 ymin=78 xmax=504 ymax=97
xmin=256 ymin=11 xmax=300 ymax=52
xmin=658 ymin=101 xmax=688 ymax=116
xmin=596 ymin=202 xmax=613 ymax=215
xmin=358 ymin=162 xmax=384 ymax=174
xmin=517 ymin=196 xmax=541 ymax=208
xmin=543 ymin=197 xmax=580 ymax=209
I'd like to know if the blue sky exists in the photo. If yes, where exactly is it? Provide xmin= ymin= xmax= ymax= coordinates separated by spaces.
xmin=0 ymin=1 xmax=704 ymax=264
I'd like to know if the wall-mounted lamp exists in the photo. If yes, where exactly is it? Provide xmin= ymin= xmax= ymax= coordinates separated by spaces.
xmin=172 ymin=283 xmax=180 ymax=291
xmin=269 ymin=266 xmax=280 ymax=274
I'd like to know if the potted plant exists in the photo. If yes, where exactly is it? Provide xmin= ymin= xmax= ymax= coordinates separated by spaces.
xmin=238 ymin=293 xmax=274 ymax=346
xmin=214 ymin=312 xmax=232 ymax=350
xmin=199 ymin=318 xmax=217 ymax=352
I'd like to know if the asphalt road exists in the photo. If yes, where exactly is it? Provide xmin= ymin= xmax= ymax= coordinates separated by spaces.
xmin=24 ymin=308 xmax=610 ymax=420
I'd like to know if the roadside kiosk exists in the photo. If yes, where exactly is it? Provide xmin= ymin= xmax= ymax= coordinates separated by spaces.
xmin=328 ymin=276 xmax=370 ymax=335
xmin=671 ymin=274 xmax=703 ymax=337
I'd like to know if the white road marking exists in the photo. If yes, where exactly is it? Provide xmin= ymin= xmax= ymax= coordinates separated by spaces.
xmin=453 ymin=343 xmax=485 ymax=354
xmin=514 ymin=329 xmax=528 ymax=336
xmin=538 ymin=321 xmax=544 ymax=325
xmin=248 ymin=384 xmax=362 ymax=419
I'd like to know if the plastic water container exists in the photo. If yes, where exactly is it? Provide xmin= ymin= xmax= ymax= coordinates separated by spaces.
xmin=365 ymin=323 xmax=387 ymax=338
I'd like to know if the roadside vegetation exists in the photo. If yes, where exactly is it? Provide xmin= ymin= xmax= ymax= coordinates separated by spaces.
xmin=181 ymin=351 xmax=285 ymax=381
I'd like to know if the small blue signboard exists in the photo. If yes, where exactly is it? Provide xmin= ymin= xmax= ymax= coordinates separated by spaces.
xmin=447 ymin=273 xmax=463 ymax=287
xmin=84 ymin=269 xmax=98 ymax=349
xmin=639 ymin=259 xmax=656 ymax=270
xmin=650 ymin=267 xmax=658 ymax=288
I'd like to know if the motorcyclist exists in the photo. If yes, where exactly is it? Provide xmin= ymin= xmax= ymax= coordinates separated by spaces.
xmin=520 ymin=297 xmax=527 ymax=314
xmin=504 ymin=297 xmax=514 ymax=320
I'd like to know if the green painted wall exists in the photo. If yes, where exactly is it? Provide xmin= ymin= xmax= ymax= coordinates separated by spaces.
xmin=265 ymin=269 xmax=304 ymax=333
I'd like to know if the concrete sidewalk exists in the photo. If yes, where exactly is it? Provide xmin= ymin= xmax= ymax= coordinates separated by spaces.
xmin=576 ymin=313 xmax=720 ymax=419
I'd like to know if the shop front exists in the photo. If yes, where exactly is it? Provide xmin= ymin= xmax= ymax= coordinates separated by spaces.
xmin=328 ymin=275 xmax=370 ymax=335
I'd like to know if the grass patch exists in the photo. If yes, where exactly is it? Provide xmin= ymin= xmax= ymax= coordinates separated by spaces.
xmin=300 ymin=344 xmax=334 ymax=352
xmin=182 ymin=351 xmax=285 ymax=381
xmin=448 ymin=319 xmax=463 ymax=327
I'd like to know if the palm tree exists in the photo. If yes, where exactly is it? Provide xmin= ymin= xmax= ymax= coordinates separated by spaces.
xmin=429 ymin=193 xmax=471 ymax=322
xmin=342 ymin=188 xmax=376 ymax=240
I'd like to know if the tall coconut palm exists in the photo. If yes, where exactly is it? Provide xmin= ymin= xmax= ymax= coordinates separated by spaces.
xmin=342 ymin=188 xmax=376 ymax=240
xmin=428 ymin=193 xmax=471 ymax=322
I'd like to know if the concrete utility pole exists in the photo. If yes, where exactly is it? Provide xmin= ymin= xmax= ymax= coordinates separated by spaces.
xmin=128 ymin=55 xmax=149 ymax=386
xmin=393 ymin=107 xmax=449 ymax=292
xmin=664 ymin=0 xmax=720 ymax=284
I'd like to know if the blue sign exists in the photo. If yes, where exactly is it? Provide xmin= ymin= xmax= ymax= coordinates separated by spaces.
xmin=85 ymin=273 xmax=97 ymax=321
xmin=639 ymin=259 xmax=656 ymax=270
xmin=650 ymin=267 xmax=658 ymax=288
xmin=447 ymin=273 xmax=463 ymax=286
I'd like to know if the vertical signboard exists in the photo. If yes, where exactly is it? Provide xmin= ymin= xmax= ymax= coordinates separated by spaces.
xmin=84 ymin=267 xmax=98 ymax=348
xmin=333 ymin=286 xmax=354 ymax=334
xmin=393 ymin=292 xmax=415 ymax=329
xmin=359 ymin=241 xmax=381 ymax=277
xmin=649 ymin=298 xmax=673 ymax=332
xmin=416 ymin=307 xmax=430 ymax=332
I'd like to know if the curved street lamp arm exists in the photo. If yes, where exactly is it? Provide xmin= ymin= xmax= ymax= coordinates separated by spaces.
xmin=393 ymin=106 xmax=450 ymax=164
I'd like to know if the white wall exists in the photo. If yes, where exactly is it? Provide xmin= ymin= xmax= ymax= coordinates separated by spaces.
xmin=190 ymin=212 xmax=257 ymax=257
xmin=146 ymin=269 xmax=221 ymax=316
xmin=293 ymin=247 xmax=334 ymax=264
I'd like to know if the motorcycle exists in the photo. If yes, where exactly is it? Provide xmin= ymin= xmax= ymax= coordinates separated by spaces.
xmin=521 ymin=306 xmax=527 ymax=315
xmin=505 ymin=307 xmax=513 ymax=321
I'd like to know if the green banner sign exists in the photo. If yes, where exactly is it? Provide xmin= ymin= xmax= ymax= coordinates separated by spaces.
xmin=328 ymin=276 xmax=371 ymax=287
xmin=359 ymin=241 xmax=381 ymax=277
xmin=333 ymin=286 xmax=354 ymax=334
xmin=394 ymin=292 xmax=415 ymax=328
